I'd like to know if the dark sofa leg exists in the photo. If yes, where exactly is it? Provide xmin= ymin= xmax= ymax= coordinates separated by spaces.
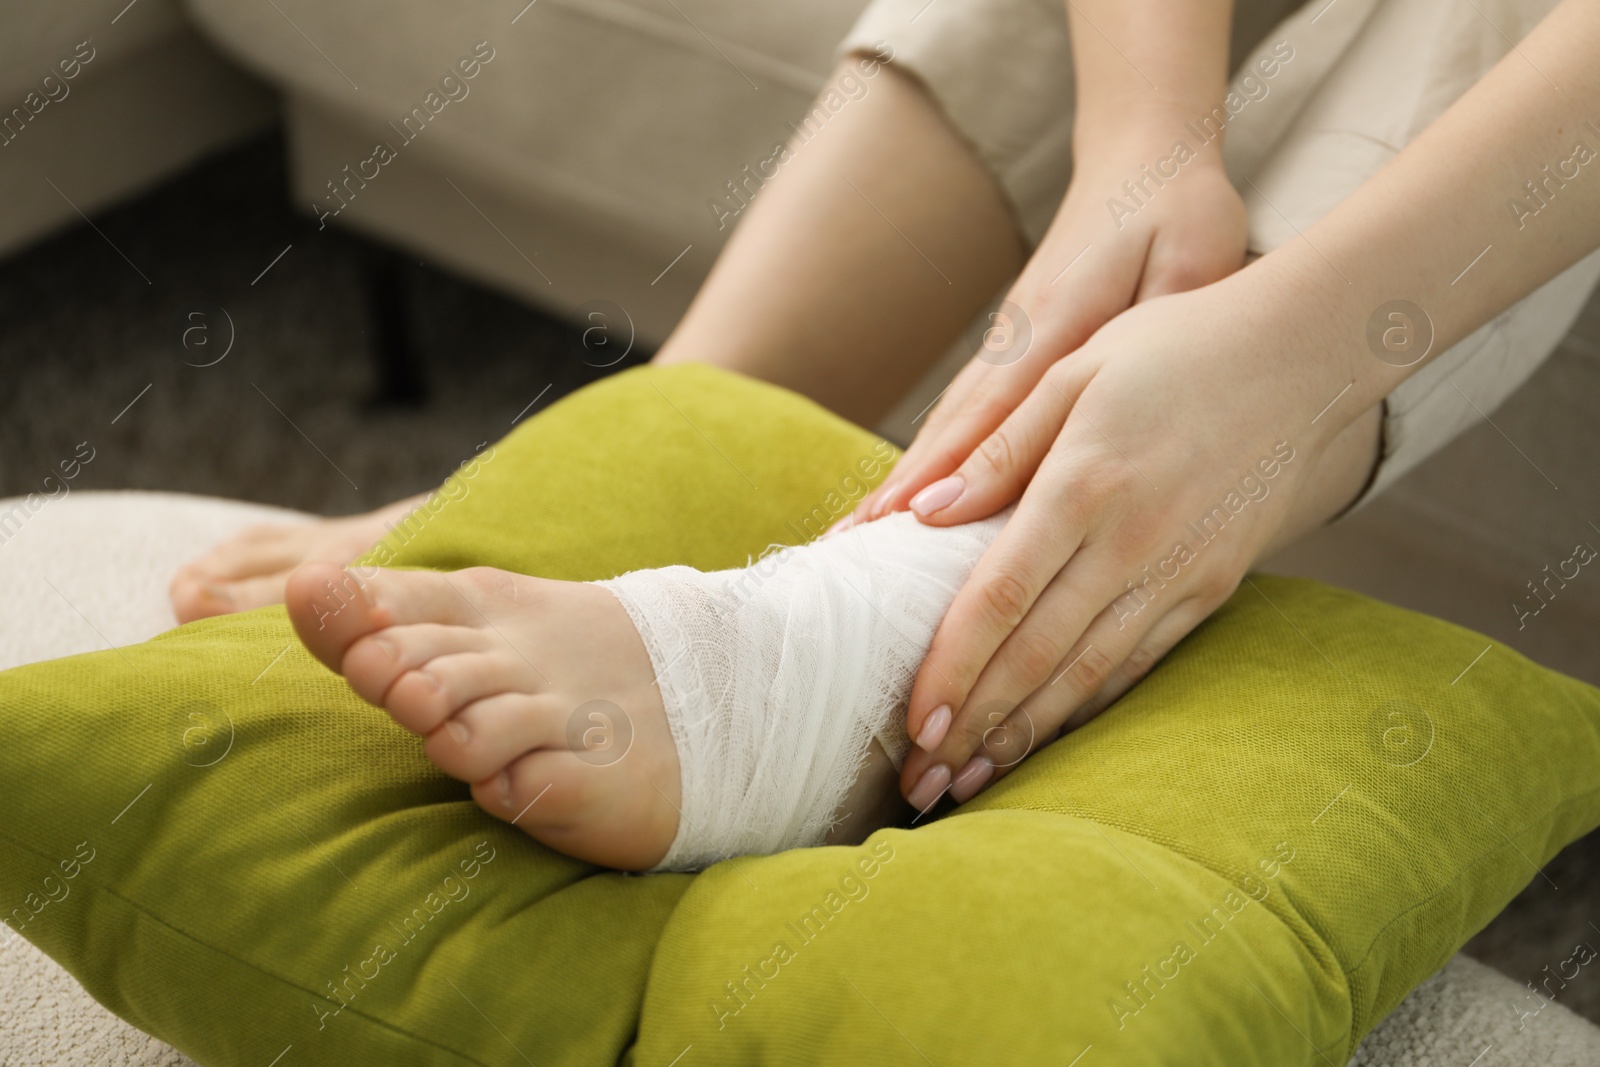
xmin=362 ymin=249 xmax=427 ymax=407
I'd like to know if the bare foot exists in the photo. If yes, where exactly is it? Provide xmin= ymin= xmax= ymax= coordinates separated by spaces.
xmin=170 ymin=495 xmax=426 ymax=623
xmin=285 ymin=563 xmax=905 ymax=870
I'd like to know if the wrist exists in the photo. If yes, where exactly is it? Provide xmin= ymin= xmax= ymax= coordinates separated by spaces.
xmin=1072 ymin=98 xmax=1229 ymax=174
xmin=1207 ymin=250 xmax=1399 ymax=454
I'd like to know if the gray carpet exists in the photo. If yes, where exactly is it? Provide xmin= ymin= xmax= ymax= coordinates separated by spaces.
xmin=0 ymin=134 xmax=1595 ymax=1027
xmin=0 ymin=133 xmax=647 ymax=518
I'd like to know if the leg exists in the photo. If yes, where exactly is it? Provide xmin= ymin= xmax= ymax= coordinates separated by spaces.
xmin=173 ymin=60 xmax=1025 ymax=620
xmin=654 ymin=61 xmax=1025 ymax=427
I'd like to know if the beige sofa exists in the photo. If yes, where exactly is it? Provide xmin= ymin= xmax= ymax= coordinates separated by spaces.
xmin=186 ymin=0 xmax=870 ymax=349
xmin=0 ymin=0 xmax=273 ymax=257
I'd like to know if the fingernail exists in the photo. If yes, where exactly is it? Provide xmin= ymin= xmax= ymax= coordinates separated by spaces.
xmin=824 ymin=515 xmax=855 ymax=538
xmin=949 ymin=756 xmax=994 ymax=803
xmin=907 ymin=764 xmax=952 ymax=812
xmin=909 ymin=476 xmax=964 ymax=518
xmin=915 ymin=705 xmax=951 ymax=752
xmin=446 ymin=720 xmax=470 ymax=745
xmin=200 ymin=582 xmax=235 ymax=606
xmin=868 ymin=490 xmax=894 ymax=520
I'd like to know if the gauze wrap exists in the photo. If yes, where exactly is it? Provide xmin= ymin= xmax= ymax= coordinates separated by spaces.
xmin=601 ymin=510 xmax=1007 ymax=872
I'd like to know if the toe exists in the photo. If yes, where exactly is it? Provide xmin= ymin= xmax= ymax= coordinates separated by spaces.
xmin=352 ymin=567 xmax=499 ymax=629
xmin=170 ymin=572 xmax=237 ymax=623
xmin=188 ymin=525 xmax=309 ymax=579
xmin=173 ymin=572 xmax=302 ymax=623
xmin=286 ymin=564 xmax=386 ymax=672
xmin=287 ymin=565 xmax=488 ymax=674
xmin=471 ymin=749 xmax=584 ymax=830
xmin=342 ymin=623 xmax=494 ymax=711
xmin=423 ymin=693 xmax=563 ymax=782
xmin=474 ymin=747 xmax=675 ymax=871
xmin=384 ymin=650 xmax=532 ymax=734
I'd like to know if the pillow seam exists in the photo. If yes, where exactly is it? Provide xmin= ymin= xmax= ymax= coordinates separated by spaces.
xmin=0 ymin=829 xmax=495 ymax=1067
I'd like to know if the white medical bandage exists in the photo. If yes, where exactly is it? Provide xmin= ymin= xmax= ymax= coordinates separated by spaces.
xmin=600 ymin=510 xmax=1007 ymax=872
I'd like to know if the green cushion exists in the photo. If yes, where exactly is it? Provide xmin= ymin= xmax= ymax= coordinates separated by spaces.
xmin=1 ymin=364 xmax=1596 ymax=1066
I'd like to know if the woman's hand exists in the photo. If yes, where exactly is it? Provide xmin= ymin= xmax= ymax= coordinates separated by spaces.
xmin=847 ymin=124 xmax=1248 ymax=529
xmin=886 ymin=0 xmax=1600 ymax=809
xmin=889 ymin=266 xmax=1366 ymax=809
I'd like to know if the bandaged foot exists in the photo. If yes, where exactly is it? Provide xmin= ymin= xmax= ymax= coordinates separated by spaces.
xmin=287 ymin=511 xmax=1004 ymax=872
xmin=604 ymin=510 xmax=1005 ymax=868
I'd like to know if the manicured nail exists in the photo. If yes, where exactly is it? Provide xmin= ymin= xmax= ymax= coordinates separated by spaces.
xmin=201 ymin=582 xmax=235 ymax=606
xmin=869 ymin=483 xmax=900 ymax=520
xmin=907 ymin=764 xmax=952 ymax=812
xmin=446 ymin=720 xmax=470 ymax=745
xmin=915 ymin=705 xmax=952 ymax=752
xmin=909 ymin=476 xmax=964 ymax=518
xmin=949 ymin=756 xmax=994 ymax=803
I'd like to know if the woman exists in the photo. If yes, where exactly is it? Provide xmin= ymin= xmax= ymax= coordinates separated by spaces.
xmin=178 ymin=0 xmax=1600 ymax=867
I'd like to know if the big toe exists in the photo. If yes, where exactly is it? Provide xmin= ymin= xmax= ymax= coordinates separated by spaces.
xmin=170 ymin=569 xmax=238 ymax=623
xmin=172 ymin=571 xmax=295 ymax=623
xmin=286 ymin=563 xmax=385 ymax=672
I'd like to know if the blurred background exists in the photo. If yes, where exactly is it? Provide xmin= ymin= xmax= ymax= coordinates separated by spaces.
xmin=0 ymin=133 xmax=644 ymax=519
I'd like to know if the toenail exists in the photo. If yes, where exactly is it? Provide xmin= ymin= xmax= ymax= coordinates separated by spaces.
xmin=915 ymin=705 xmax=952 ymax=752
xmin=949 ymin=756 xmax=994 ymax=803
xmin=907 ymin=764 xmax=951 ymax=813
xmin=495 ymin=771 xmax=512 ymax=806
xmin=446 ymin=720 xmax=470 ymax=745
xmin=200 ymin=583 xmax=235 ymax=606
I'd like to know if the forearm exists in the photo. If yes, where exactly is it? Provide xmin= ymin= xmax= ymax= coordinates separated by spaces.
xmin=1243 ymin=0 xmax=1600 ymax=441
xmin=1067 ymin=0 xmax=1233 ymax=149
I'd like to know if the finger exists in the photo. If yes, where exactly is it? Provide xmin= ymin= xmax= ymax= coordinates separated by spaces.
xmin=901 ymin=467 xmax=1093 ymax=746
xmin=872 ymin=356 xmax=1056 ymax=520
xmin=1069 ymin=594 xmax=1221 ymax=726
xmin=905 ymin=547 xmax=1152 ymax=797
xmin=944 ymin=703 xmax=1053 ymax=803
xmin=907 ymin=358 xmax=1095 ymax=527
xmin=876 ymin=242 xmax=1151 ymax=522
xmin=848 ymin=356 xmax=1001 ymax=525
xmin=948 ymin=597 xmax=1214 ymax=803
